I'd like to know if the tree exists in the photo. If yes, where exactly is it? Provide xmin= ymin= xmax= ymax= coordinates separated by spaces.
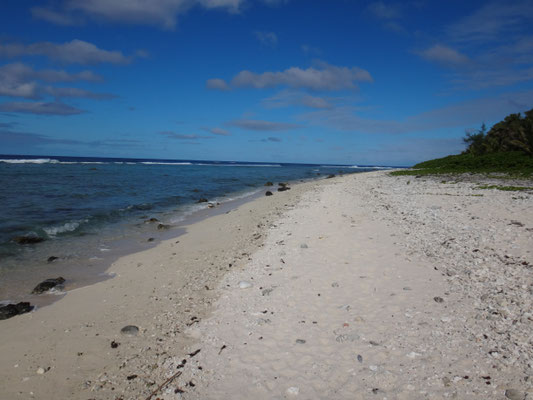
xmin=463 ymin=123 xmax=487 ymax=155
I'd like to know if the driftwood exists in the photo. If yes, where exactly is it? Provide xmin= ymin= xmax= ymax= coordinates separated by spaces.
xmin=144 ymin=371 xmax=182 ymax=400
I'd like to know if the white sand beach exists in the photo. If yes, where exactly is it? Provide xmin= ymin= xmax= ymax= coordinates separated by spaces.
xmin=1 ymin=171 xmax=532 ymax=399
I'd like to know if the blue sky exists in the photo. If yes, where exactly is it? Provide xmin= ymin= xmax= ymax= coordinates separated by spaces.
xmin=1 ymin=0 xmax=533 ymax=166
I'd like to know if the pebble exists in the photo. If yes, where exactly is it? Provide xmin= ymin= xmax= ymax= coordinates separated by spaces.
xmin=295 ymin=339 xmax=306 ymax=344
xmin=120 ymin=325 xmax=139 ymax=336
xmin=238 ymin=281 xmax=253 ymax=289
xmin=434 ymin=296 xmax=444 ymax=303
xmin=300 ymin=243 xmax=308 ymax=249
xmin=369 ymin=365 xmax=379 ymax=372
xmin=36 ymin=367 xmax=45 ymax=375
xmin=357 ymin=354 xmax=363 ymax=363
xmin=287 ymin=387 xmax=300 ymax=395
xmin=505 ymin=389 xmax=525 ymax=400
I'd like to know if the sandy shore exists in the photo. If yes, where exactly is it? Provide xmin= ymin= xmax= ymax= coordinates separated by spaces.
xmin=1 ymin=171 xmax=532 ymax=399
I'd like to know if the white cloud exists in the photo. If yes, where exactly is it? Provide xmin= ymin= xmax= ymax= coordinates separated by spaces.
xmin=0 ymin=101 xmax=84 ymax=115
xmin=229 ymin=119 xmax=300 ymax=131
xmin=0 ymin=39 xmax=132 ymax=65
xmin=34 ymin=0 xmax=247 ymax=29
xmin=418 ymin=44 xmax=470 ymax=67
xmin=204 ymin=127 xmax=231 ymax=136
xmin=206 ymin=78 xmax=230 ymax=90
xmin=209 ymin=62 xmax=373 ymax=92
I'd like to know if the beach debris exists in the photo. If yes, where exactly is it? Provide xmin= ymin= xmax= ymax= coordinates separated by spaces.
xmin=331 ymin=282 xmax=340 ymax=287
xmin=357 ymin=354 xmax=363 ymax=363
xmin=189 ymin=349 xmax=201 ymax=357
xmin=286 ymin=387 xmax=300 ymax=396
xmin=218 ymin=344 xmax=227 ymax=354
xmin=238 ymin=281 xmax=253 ymax=289
xmin=110 ymin=340 xmax=120 ymax=348
xmin=402 ymin=286 xmax=412 ymax=291
xmin=300 ymin=243 xmax=308 ymax=249
xmin=335 ymin=333 xmax=360 ymax=343
xmin=262 ymin=288 xmax=274 ymax=296
xmin=265 ymin=191 xmax=273 ymax=196
xmin=47 ymin=256 xmax=59 ymax=263
xmin=12 ymin=235 xmax=45 ymax=245
xmin=0 ymin=302 xmax=34 ymax=320
xmin=31 ymin=277 xmax=65 ymax=294
xmin=264 ymin=182 xmax=273 ymax=186
xmin=505 ymin=389 xmax=525 ymax=400
xmin=406 ymin=351 xmax=421 ymax=358
xmin=144 ymin=371 xmax=182 ymax=400
xmin=369 ymin=365 xmax=379 ymax=372
xmin=197 ymin=198 xmax=208 ymax=203
xmin=120 ymin=325 xmax=139 ymax=336
xmin=433 ymin=296 xmax=444 ymax=303
xmin=126 ymin=374 xmax=137 ymax=380
xmin=295 ymin=339 xmax=306 ymax=344
xmin=36 ymin=367 xmax=46 ymax=375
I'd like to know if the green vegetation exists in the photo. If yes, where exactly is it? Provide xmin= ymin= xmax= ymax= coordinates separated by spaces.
xmin=476 ymin=185 xmax=533 ymax=192
xmin=391 ymin=108 xmax=533 ymax=178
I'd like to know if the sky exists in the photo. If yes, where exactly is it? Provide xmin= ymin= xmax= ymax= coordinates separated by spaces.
xmin=1 ymin=0 xmax=533 ymax=166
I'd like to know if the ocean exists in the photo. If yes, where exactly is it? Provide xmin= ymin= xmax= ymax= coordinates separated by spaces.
xmin=0 ymin=155 xmax=393 ymax=304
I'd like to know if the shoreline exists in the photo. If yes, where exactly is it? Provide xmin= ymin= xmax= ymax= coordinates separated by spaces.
xmin=0 ymin=173 xmax=325 ymax=308
xmin=0 ymin=174 xmax=333 ymax=399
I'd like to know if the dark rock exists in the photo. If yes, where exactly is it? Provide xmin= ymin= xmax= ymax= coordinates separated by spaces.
xmin=12 ymin=235 xmax=45 ymax=245
xmin=0 ymin=302 xmax=34 ymax=320
xmin=147 ymin=237 xmax=155 ymax=242
xmin=47 ymin=256 xmax=59 ymax=263
xmin=144 ymin=218 xmax=159 ymax=223
xmin=197 ymin=198 xmax=208 ymax=203
xmin=279 ymin=182 xmax=288 ymax=187
xmin=157 ymin=223 xmax=171 ymax=230
xmin=111 ymin=340 xmax=120 ymax=348
xmin=278 ymin=187 xmax=290 ymax=192
xmin=265 ymin=182 xmax=274 ymax=186
xmin=326 ymin=174 xmax=335 ymax=179
xmin=265 ymin=191 xmax=273 ymax=196
xmin=120 ymin=325 xmax=139 ymax=336
xmin=32 ymin=277 xmax=65 ymax=294
xmin=434 ymin=296 xmax=444 ymax=303
xmin=357 ymin=354 xmax=363 ymax=363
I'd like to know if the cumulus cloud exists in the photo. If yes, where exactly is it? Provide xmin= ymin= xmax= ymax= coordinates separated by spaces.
xmin=418 ymin=44 xmax=470 ymax=67
xmin=0 ymin=62 xmax=110 ymax=101
xmin=254 ymin=31 xmax=278 ymax=47
xmin=209 ymin=62 xmax=373 ymax=92
xmin=228 ymin=119 xmax=300 ymax=131
xmin=206 ymin=78 xmax=230 ymax=90
xmin=0 ymin=39 xmax=132 ymax=65
xmin=0 ymin=101 xmax=84 ymax=115
xmin=33 ymin=0 xmax=247 ymax=29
